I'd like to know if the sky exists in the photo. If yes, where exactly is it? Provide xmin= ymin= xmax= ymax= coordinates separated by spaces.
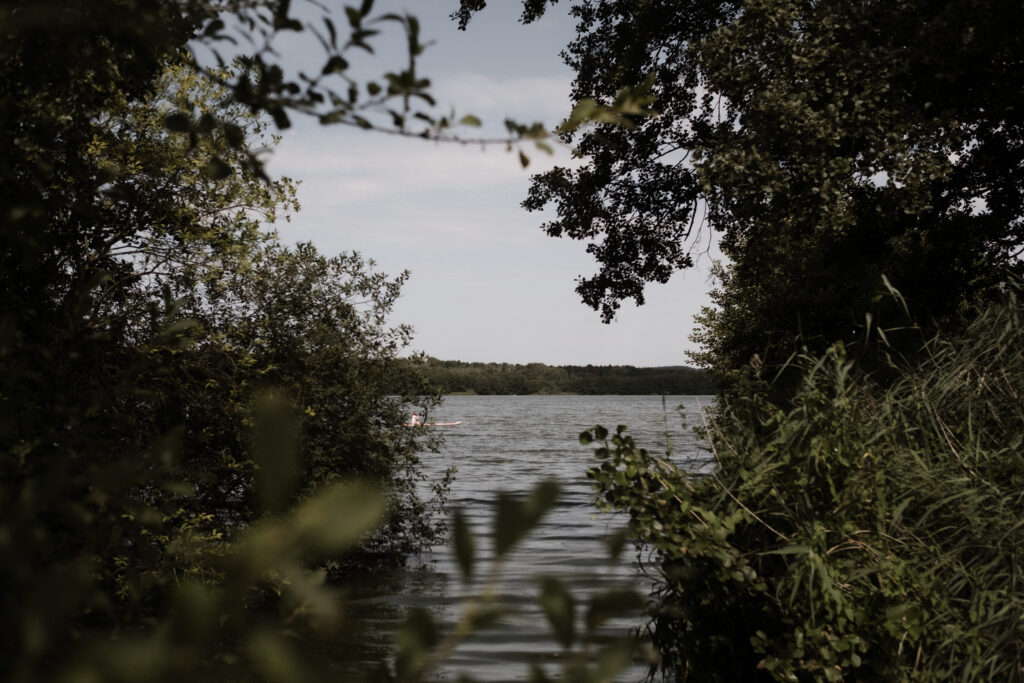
xmin=255 ymin=1 xmax=715 ymax=367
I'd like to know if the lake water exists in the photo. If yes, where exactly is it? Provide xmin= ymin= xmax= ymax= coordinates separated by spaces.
xmin=339 ymin=395 xmax=714 ymax=681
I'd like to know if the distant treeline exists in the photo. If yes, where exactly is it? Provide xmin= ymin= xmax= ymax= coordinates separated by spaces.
xmin=409 ymin=358 xmax=716 ymax=395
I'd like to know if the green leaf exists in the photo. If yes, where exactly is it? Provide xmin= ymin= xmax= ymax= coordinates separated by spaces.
xmin=323 ymin=17 xmax=337 ymax=48
xmin=322 ymin=55 xmax=349 ymax=75
xmin=764 ymin=544 xmax=812 ymax=556
xmin=494 ymin=492 xmax=525 ymax=557
xmin=246 ymin=630 xmax=307 ymax=683
xmin=518 ymin=150 xmax=529 ymax=168
xmin=203 ymin=18 xmax=225 ymax=37
xmin=234 ymin=482 xmax=384 ymax=579
xmin=147 ymin=425 xmax=184 ymax=468
xmin=586 ymin=589 xmax=644 ymax=635
xmin=413 ymin=91 xmax=436 ymax=107
xmin=465 ymin=604 xmax=508 ymax=631
xmin=538 ymin=577 xmax=575 ymax=648
xmin=823 ymin=666 xmax=843 ymax=682
xmin=222 ymin=123 xmax=244 ymax=148
xmin=396 ymin=607 xmax=439 ymax=680
xmin=459 ymin=114 xmax=482 ymax=127
xmin=603 ymin=528 xmax=630 ymax=561
xmin=169 ymin=582 xmax=216 ymax=645
xmin=197 ymin=113 xmax=217 ymax=133
xmin=595 ymin=638 xmax=635 ymax=681
xmin=345 ymin=6 xmax=362 ymax=27
xmin=528 ymin=664 xmax=554 ymax=683
xmin=453 ymin=508 xmax=475 ymax=580
xmin=494 ymin=480 xmax=559 ymax=557
xmin=252 ymin=392 xmax=299 ymax=515
xmin=291 ymin=482 xmax=384 ymax=551
xmin=204 ymin=157 xmax=232 ymax=180
xmin=164 ymin=112 xmax=191 ymax=132
xmin=269 ymin=106 xmax=290 ymax=130
xmin=160 ymin=318 xmax=198 ymax=336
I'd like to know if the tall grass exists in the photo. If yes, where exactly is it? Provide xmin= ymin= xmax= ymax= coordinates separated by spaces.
xmin=588 ymin=288 xmax=1024 ymax=680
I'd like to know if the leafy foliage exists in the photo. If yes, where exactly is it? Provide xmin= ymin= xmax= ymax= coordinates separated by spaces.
xmin=1 ymin=7 xmax=447 ymax=679
xmin=174 ymin=241 xmax=448 ymax=563
xmin=587 ymin=288 xmax=1024 ymax=681
xmin=460 ymin=0 xmax=1024 ymax=374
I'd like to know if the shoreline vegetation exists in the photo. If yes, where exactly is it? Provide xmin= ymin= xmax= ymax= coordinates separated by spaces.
xmin=7 ymin=0 xmax=1024 ymax=681
xmin=404 ymin=357 xmax=716 ymax=396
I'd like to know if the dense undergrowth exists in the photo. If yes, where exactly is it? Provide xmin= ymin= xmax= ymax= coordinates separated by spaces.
xmin=587 ymin=286 xmax=1024 ymax=681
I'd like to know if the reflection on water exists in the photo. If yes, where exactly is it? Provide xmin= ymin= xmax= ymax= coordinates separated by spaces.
xmin=337 ymin=395 xmax=713 ymax=681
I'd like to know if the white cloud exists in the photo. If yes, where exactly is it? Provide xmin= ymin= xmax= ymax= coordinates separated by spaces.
xmin=265 ymin=123 xmax=576 ymax=218
xmin=433 ymin=72 xmax=574 ymax=125
xmin=255 ymin=82 xmax=709 ymax=366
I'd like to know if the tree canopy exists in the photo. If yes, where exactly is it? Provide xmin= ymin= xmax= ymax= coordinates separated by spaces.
xmin=459 ymin=0 xmax=1024 ymax=375
xmin=450 ymin=3 xmax=1024 ymax=678
xmin=0 ymin=5 xmax=451 ymax=679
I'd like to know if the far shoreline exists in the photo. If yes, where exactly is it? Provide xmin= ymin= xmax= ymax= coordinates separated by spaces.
xmin=405 ymin=358 xmax=717 ymax=396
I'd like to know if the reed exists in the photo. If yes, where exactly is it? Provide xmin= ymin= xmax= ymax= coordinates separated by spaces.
xmin=588 ymin=285 xmax=1024 ymax=680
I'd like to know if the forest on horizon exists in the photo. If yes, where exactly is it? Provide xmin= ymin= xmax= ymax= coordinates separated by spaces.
xmin=407 ymin=358 xmax=716 ymax=395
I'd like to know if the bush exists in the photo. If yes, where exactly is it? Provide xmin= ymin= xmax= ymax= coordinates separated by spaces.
xmin=587 ymin=287 xmax=1024 ymax=681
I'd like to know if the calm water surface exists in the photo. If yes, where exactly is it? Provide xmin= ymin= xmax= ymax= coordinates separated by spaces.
xmin=340 ymin=395 xmax=714 ymax=681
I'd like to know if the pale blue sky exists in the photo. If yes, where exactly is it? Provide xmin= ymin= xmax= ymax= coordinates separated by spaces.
xmin=259 ymin=1 xmax=715 ymax=366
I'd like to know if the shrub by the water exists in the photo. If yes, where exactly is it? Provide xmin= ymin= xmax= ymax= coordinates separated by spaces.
xmin=587 ymin=288 xmax=1024 ymax=681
